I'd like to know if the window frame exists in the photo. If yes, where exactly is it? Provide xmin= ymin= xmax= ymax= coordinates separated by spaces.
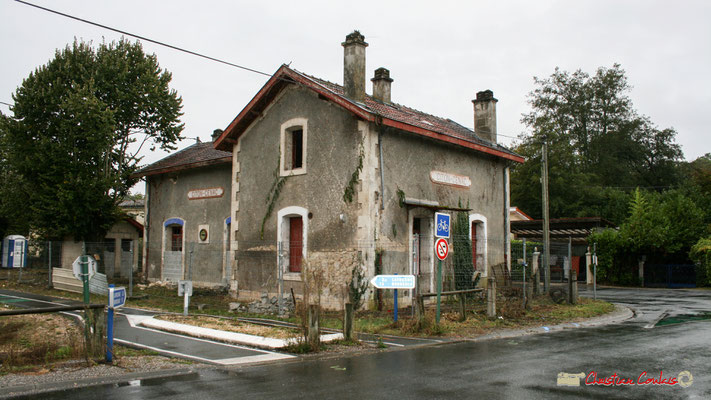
xmin=279 ymin=118 xmax=308 ymax=177
xmin=468 ymin=213 xmax=488 ymax=276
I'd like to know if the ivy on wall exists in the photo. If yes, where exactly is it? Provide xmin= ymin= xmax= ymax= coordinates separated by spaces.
xmin=343 ymin=139 xmax=365 ymax=203
xmin=396 ymin=188 xmax=406 ymax=208
xmin=261 ymin=163 xmax=290 ymax=239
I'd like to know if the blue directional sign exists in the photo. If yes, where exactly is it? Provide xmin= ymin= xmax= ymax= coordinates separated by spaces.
xmin=109 ymin=286 xmax=126 ymax=309
xmin=370 ymin=275 xmax=416 ymax=289
xmin=435 ymin=212 xmax=451 ymax=238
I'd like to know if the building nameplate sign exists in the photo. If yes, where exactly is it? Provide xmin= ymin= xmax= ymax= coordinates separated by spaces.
xmin=188 ymin=187 xmax=224 ymax=200
xmin=430 ymin=171 xmax=471 ymax=188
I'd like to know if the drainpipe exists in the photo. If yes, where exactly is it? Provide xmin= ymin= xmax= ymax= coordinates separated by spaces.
xmin=504 ymin=165 xmax=511 ymax=272
xmin=378 ymin=120 xmax=385 ymax=210
xmin=143 ymin=178 xmax=150 ymax=282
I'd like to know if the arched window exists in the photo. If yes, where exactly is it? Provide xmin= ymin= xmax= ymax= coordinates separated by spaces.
xmin=277 ymin=206 xmax=308 ymax=279
xmin=162 ymin=218 xmax=185 ymax=282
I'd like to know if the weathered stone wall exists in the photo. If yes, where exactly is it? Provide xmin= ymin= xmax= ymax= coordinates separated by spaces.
xmin=377 ymin=126 xmax=507 ymax=278
xmin=145 ymin=163 xmax=232 ymax=287
xmin=233 ymin=86 xmax=362 ymax=299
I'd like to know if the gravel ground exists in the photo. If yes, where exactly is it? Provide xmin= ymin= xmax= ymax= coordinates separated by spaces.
xmin=0 ymin=355 xmax=207 ymax=394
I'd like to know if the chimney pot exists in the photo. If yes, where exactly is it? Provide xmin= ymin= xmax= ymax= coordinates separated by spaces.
xmin=371 ymin=67 xmax=393 ymax=103
xmin=212 ymin=128 xmax=223 ymax=142
xmin=472 ymin=90 xmax=498 ymax=143
xmin=342 ymin=31 xmax=368 ymax=102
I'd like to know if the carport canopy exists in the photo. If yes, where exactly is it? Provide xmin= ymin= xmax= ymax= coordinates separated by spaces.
xmin=511 ymin=217 xmax=616 ymax=244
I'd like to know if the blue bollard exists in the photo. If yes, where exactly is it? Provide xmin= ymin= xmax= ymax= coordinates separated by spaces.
xmin=107 ymin=284 xmax=114 ymax=363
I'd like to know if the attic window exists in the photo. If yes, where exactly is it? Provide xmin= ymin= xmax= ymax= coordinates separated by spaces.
xmin=280 ymin=118 xmax=308 ymax=176
xmin=291 ymin=129 xmax=303 ymax=169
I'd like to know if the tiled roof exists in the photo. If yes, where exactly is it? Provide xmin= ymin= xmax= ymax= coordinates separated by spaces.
xmin=119 ymin=199 xmax=145 ymax=208
xmin=132 ymin=141 xmax=231 ymax=178
xmin=296 ymin=70 xmax=521 ymax=159
xmin=215 ymin=65 xmax=523 ymax=163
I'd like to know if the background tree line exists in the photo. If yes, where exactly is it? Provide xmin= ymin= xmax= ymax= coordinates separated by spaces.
xmin=511 ymin=64 xmax=711 ymax=285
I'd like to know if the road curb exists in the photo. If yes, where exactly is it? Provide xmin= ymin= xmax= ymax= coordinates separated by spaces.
xmin=0 ymin=367 xmax=201 ymax=399
xmin=466 ymin=304 xmax=634 ymax=343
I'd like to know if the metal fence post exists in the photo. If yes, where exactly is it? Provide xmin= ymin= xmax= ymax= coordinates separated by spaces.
xmin=129 ymin=241 xmax=134 ymax=298
xmin=48 ymin=241 xmax=53 ymax=288
xmin=567 ymin=237 xmax=574 ymax=304
xmin=81 ymin=241 xmax=90 ymax=305
xmin=593 ymin=242 xmax=597 ymax=300
xmin=189 ymin=243 xmax=194 ymax=281
xmin=522 ymin=238 xmax=527 ymax=309
xmin=278 ymin=241 xmax=284 ymax=316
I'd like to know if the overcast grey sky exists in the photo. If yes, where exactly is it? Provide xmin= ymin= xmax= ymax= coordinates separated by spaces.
xmin=1 ymin=0 xmax=709 ymax=181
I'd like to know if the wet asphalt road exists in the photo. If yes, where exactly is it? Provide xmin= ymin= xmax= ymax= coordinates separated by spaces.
xmin=0 ymin=289 xmax=288 ymax=365
xmin=19 ymin=287 xmax=711 ymax=399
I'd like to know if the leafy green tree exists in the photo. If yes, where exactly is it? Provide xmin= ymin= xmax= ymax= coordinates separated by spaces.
xmin=511 ymin=64 xmax=683 ymax=221
xmin=1 ymin=39 xmax=183 ymax=240
xmin=590 ymin=189 xmax=706 ymax=285
xmin=690 ymin=237 xmax=711 ymax=286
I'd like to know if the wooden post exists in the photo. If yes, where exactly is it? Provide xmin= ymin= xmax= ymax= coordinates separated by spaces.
xmin=344 ymin=303 xmax=354 ymax=341
xmin=458 ymin=293 xmax=466 ymax=322
xmin=307 ymin=304 xmax=320 ymax=348
xmin=83 ymin=307 xmax=106 ymax=363
xmin=570 ymin=275 xmax=578 ymax=305
xmin=487 ymin=276 xmax=496 ymax=319
xmin=532 ymin=249 xmax=540 ymax=295
xmin=415 ymin=295 xmax=425 ymax=327
xmin=525 ymin=275 xmax=533 ymax=310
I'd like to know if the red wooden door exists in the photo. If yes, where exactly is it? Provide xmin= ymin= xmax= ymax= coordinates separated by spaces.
xmin=289 ymin=217 xmax=303 ymax=272
xmin=471 ymin=222 xmax=478 ymax=270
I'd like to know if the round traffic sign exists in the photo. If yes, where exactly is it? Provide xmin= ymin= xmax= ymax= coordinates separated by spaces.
xmin=435 ymin=238 xmax=449 ymax=261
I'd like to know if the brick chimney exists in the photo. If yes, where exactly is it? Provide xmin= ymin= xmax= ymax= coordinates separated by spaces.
xmin=371 ymin=67 xmax=393 ymax=103
xmin=342 ymin=31 xmax=368 ymax=102
xmin=472 ymin=90 xmax=498 ymax=143
xmin=212 ymin=129 xmax=223 ymax=142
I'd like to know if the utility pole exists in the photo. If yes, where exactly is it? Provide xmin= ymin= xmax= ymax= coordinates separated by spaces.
xmin=541 ymin=136 xmax=551 ymax=293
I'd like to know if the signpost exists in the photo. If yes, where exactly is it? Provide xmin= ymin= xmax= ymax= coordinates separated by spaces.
xmin=435 ymin=212 xmax=451 ymax=238
xmin=370 ymin=274 xmax=415 ymax=322
xmin=369 ymin=275 xmax=416 ymax=289
xmin=72 ymin=255 xmax=96 ymax=305
xmin=106 ymin=285 xmax=126 ymax=363
xmin=434 ymin=237 xmax=449 ymax=324
xmin=179 ymin=280 xmax=193 ymax=316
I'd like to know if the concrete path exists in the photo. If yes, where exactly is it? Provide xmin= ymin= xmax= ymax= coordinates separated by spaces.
xmin=0 ymin=289 xmax=293 ymax=366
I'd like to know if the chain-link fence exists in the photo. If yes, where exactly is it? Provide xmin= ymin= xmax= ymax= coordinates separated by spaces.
xmin=3 ymin=235 xmax=600 ymax=317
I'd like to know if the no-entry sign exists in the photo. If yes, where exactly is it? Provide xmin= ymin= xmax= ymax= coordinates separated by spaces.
xmin=435 ymin=238 xmax=449 ymax=261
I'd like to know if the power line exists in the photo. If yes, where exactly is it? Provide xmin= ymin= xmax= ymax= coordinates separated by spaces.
xmin=0 ymin=101 xmax=12 ymax=107
xmin=13 ymin=0 xmax=530 ymax=145
xmin=14 ymin=0 xmax=272 ymax=78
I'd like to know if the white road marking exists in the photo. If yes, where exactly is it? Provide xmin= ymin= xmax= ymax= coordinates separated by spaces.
xmin=2 ymin=292 xmax=294 ymax=364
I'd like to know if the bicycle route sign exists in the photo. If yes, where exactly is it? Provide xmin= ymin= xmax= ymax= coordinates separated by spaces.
xmin=435 ymin=212 xmax=451 ymax=238
xmin=435 ymin=238 xmax=449 ymax=261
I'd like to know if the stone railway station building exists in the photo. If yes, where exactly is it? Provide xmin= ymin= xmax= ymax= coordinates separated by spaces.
xmin=136 ymin=31 xmax=523 ymax=308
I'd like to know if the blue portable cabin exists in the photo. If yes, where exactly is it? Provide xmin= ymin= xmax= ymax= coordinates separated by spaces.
xmin=1 ymin=235 xmax=28 ymax=269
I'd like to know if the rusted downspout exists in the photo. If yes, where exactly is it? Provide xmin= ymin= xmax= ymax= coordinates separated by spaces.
xmin=142 ymin=178 xmax=150 ymax=282
xmin=376 ymin=115 xmax=385 ymax=210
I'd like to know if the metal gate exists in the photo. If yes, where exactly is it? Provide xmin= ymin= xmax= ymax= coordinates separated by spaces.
xmin=645 ymin=264 xmax=696 ymax=288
